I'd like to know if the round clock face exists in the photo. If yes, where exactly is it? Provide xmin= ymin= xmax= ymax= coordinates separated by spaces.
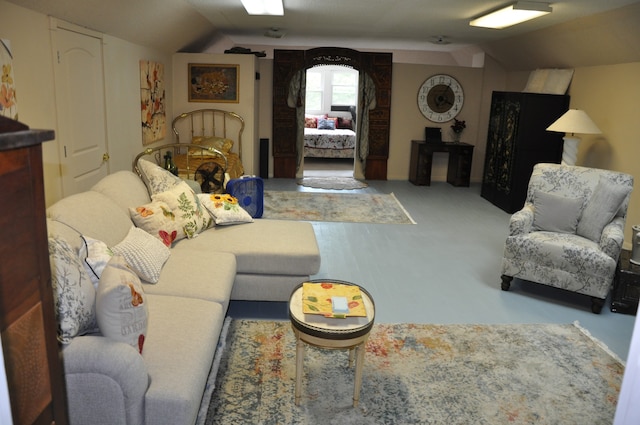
xmin=417 ymin=74 xmax=464 ymax=122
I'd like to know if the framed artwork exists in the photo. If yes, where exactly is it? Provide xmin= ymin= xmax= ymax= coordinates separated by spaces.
xmin=140 ymin=60 xmax=166 ymax=145
xmin=188 ymin=63 xmax=239 ymax=103
xmin=1 ymin=39 xmax=18 ymax=120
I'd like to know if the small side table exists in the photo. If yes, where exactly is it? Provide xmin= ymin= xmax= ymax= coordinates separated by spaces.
xmin=288 ymin=279 xmax=375 ymax=407
xmin=611 ymin=250 xmax=640 ymax=315
xmin=409 ymin=140 xmax=474 ymax=187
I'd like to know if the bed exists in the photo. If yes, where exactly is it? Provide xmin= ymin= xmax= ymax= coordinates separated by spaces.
xmin=304 ymin=112 xmax=356 ymax=159
xmin=134 ymin=109 xmax=244 ymax=193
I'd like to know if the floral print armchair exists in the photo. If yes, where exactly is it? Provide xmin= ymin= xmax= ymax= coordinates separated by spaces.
xmin=501 ymin=163 xmax=633 ymax=313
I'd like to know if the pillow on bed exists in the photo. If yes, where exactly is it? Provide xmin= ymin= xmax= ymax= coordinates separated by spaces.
xmin=318 ymin=118 xmax=336 ymax=130
xmin=304 ymin=116 xmax=318 ymax=128
xmin=191 ymin=136 xmax=234 ymax=154
xmin=337 ymin=117 xmax=353 ymax=130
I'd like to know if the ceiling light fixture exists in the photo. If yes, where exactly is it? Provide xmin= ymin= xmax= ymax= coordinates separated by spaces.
xmin=241 ymin=0 xmax=284 ymax=16
xmin=470 ymin=1 xmax=552 ymax=29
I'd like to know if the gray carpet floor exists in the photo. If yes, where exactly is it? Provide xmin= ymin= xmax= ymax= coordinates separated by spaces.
xmin=229 ymin=178 xmax=636 ymax=361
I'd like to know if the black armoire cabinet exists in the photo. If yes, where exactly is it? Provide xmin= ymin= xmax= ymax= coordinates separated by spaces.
xmin=481 ymin=91 xmax=570 ymax=213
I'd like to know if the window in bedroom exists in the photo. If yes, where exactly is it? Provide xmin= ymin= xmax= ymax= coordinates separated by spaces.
xmin=306 ymin=70 xmax=323 ymax=112
xmin=305 ymin=66 xmax=358 ymax=114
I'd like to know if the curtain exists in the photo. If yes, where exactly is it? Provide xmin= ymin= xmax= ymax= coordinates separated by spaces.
xmin=287 ymin=69 xmax=306 ymax=177
xmin=356 ymin=72 xmax=377 ymax=173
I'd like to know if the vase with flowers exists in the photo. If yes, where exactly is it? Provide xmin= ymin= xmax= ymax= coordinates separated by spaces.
xmin=450 ymin=118 xmax=466 ymax=143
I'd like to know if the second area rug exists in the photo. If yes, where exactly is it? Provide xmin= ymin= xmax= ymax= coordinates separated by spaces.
xmin=262 ymin=191 xmax=416 ymax=224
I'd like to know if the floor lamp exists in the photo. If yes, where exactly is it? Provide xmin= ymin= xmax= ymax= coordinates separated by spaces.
xmin=546 ymin=109 xmax=601 ymax=165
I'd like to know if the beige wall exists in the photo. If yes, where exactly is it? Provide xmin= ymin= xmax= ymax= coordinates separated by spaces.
xmin=568 ymin=62 xmax=640 ymax=246
xmin=1 ymin=0 xmax=174 ymax=207
xmin=172 ymin=53 xmax=259 ymax=174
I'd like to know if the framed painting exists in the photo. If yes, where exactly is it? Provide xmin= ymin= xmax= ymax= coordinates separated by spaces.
xmin=1 ymin=39 xmax=18 ymax=120
xmin=188 ymin=63 xmax=239 ymax=103
xmin=140 ymin=60 xmax=166 ymax=145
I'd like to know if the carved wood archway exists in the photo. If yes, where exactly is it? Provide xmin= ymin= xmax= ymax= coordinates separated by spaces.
xmin=272 ymin=47 xmax=392 ymax=179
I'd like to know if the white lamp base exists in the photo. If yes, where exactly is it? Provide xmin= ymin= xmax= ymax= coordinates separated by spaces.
xmin=561 ymin=136 xmax=580 ymax=166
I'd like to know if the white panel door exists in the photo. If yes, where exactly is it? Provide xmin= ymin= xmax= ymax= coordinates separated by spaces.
xmin=52 ymin=25 xmax=109 ymax=196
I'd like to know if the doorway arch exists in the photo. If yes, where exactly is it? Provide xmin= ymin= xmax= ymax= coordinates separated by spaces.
xmin=272 ymin=47 xmax=392 ymax=179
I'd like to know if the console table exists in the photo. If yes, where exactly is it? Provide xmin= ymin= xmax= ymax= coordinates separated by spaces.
xmin=409 ymin=140 xmax=474 ymax=187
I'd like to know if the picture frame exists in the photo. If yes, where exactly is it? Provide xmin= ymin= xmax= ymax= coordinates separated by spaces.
xmin=188 ymin=63 xmax=239 ymax=103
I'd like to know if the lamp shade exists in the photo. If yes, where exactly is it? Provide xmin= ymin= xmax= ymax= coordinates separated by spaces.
xmin=546 ymin=109 xmax=602 ymax=135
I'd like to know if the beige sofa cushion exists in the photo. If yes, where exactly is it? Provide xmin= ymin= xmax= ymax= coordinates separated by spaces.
xmin=47 ymin=191 xmax=133 ymax=248
xmin=143 ymin=248 xmax=236 ymax=310
xmin=172 ymin=219 xmax=321 ymax=276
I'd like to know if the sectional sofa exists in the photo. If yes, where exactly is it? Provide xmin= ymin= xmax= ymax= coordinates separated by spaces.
xmin=45 ymin=163 xmax=321 ymax=425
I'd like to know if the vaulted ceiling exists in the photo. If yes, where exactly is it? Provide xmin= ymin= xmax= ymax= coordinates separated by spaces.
xmin=9 ymin=0 xmax=640 ymax=70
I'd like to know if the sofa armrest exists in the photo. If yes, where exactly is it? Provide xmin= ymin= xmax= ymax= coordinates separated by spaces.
xmin=508 ymin=204 xmax=534 ymax=236
xmin=599 ymin=217 xmax=625 ymax=259
xmin=62 ymin=336 xmax=149 ymax=425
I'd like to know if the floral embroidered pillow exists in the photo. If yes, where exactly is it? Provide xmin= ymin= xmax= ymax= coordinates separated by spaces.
xmin=198 ymin=193 xmax=253 ymax=225
xmin=130 ymin=200 xmax=186 ymax=247
xmin=97 ymin=254 xmax=148 ymax=353
xmin=48 ymin=236 xmax=98 ymax=344
xmin=137 ymin=158 xmax=181 ymax=195
xmin=152 ymin=181 xmax=212 ymax=238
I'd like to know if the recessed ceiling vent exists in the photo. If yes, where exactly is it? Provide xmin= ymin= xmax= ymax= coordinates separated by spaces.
xmin=264 ymin=28 xmax=286 ymax=39
xmin=430 ymin=35 xmax=451 ymax=45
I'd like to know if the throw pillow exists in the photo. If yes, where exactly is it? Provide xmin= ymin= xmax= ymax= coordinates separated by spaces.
xmin=191 ymin=136 xmax=234 ymax=154
xmin=130 ymin=200 xmax=186 ymax=246
xmin=111 ymin=227 xmax=171 ymax=283
xmin=577 ymin=177 xmax=632 ymax=242
xmin=304 ymin=116 xmax=317 ymax=128
xmin=48 ymin=236 xmax=98 ymax=344
xmin=198 ymin=193 xmax=254 ymax=225
xmin=532 ymin=191 xmax=584 ymax=234
xmin=97 ymin=254 xmax=148 ymax=354
xmin=317 ymin=118 xmax=336 ymax=130
xmin=137 ymin=158 xmax=181 ymax=195
xmin=152 ymin=181 xmax=212 ymax=238
xmin=79 ymin=235 xmax=112 ymax=288
xmin=337 ymin=117 xmax=353 ymax=130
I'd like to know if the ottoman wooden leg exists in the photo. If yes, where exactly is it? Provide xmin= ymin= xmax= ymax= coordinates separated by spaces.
xmin=295 ymin=335 xmax=304 ymax=406
xmin=353 ymin=341 xmax=366 ymax=407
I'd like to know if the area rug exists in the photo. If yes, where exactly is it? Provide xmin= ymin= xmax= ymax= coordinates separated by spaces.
xmin=262 ymin=191 xmax=416 ymax=224
xmin=297 ymin=177 xmax=368 ymax=190
xmin=202 ymin=320 xmax=624 ymax=425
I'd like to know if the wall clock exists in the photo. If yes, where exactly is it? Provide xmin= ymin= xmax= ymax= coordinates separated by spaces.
xmin=417 ymin=74 xmax=464 ymax=122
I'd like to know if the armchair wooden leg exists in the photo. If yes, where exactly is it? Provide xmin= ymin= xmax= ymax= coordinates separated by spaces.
xmin=501 ymin=275 xmax=513 ymax=291
xmin=591 ymin=298 xmax=605 ymax=314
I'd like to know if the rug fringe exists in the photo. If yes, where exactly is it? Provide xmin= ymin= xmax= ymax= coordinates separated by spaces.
xmin=195 ymin=316 xmax=233 ymax=425
xmin=572 ymin=320 xmax=625 ymax=366
xmin=389 ymin=192 xmax=416 ymax=224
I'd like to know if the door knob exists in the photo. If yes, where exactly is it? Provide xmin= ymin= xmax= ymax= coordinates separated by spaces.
xmin=102 ymin=153 xmax=110 ymax=162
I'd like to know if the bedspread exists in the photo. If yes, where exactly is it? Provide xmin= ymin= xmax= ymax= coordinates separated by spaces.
xmin=304 ymin=128 xmax=356 ymax=159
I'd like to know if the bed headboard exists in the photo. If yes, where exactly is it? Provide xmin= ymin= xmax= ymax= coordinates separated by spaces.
xmin=171 ymin=109 xmax=245 ymax=160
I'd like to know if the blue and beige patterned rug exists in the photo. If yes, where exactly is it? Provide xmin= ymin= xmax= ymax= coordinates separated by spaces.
xmin=263 ymin=191 xmax=416 ymax=224
xmin=201 ymin=320 xmax=624 ymax=424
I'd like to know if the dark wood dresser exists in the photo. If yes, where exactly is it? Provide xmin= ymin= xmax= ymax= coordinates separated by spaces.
xmin=0 ymin=117 xmax=68 ymax=424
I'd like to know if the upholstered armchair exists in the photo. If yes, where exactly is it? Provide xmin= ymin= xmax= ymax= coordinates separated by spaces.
xmin=500 ymin=163 xmax=634 ymax=313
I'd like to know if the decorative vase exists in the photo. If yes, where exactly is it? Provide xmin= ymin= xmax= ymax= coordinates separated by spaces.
xmin=452 ymin=130 xmax=462 ymax=143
